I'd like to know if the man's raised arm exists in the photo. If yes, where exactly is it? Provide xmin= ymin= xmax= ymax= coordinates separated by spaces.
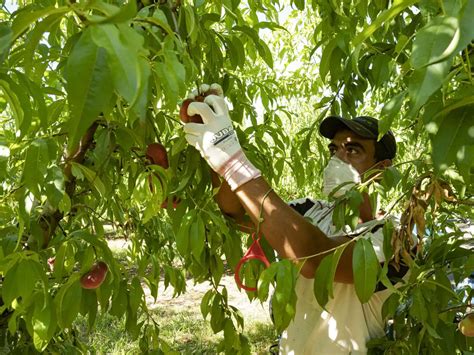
xmin=183 ymin=94 xmax=355 ymax=282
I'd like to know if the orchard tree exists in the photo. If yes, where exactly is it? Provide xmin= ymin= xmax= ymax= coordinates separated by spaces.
xmin=0 ymin=0 xmax=473 ymax=353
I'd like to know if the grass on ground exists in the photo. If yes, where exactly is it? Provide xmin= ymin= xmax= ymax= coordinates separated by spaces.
xmin=76 ymin=240 xmax=278 ymax=353
xmin=76 ymin=307 xmax=278 ymax=354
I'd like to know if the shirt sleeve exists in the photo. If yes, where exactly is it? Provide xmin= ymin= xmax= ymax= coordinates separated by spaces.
xmin=288 ymin=198 xmax=316 ymax=216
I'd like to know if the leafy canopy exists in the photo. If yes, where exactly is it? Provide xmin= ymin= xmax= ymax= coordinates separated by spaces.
xmin=0 ymin=0 xmax=473 ymax=352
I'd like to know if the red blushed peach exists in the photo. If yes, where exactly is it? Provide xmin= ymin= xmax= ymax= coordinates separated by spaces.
xmin=80 ymin=261 xmax=108 ymax=289
xmin=146 ymin=143 xmax=169 ymax=168
xmin=180 ymin=99 xmax=203 ymax=123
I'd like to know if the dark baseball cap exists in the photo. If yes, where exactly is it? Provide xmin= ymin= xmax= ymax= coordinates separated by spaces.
xmin=319 ymin=115 xmax=397 ymax=160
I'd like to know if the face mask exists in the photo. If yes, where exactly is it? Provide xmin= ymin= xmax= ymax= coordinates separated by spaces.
xmin=322 ymin=156 xmax=361 ymax=198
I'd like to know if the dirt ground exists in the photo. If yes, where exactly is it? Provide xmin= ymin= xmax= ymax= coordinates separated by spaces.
xmin=108 ymin=239 xmax=272 ymax=325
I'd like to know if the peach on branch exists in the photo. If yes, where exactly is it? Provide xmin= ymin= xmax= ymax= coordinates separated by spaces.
xmin=80 ymin=261 xmax=108 ymax=289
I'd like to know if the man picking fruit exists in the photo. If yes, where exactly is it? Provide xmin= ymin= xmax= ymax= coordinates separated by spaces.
xmin=183 ymin=84 xmax=400 ymax=354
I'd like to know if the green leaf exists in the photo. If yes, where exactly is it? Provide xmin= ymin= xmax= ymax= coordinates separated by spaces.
xmin=90 ymin=23 xmax=150 ymax=118
xmin=411 ymin=16 xmax=459 ymax=70
xmin=408 ymin=60 xmax=451 ymax=114
xmin=200 ymin=289 xmax=214 ymax=319
xmin=352 ymin=0 xmax=418 ymax=47
xmin=133 ymin=56 xmax=151 ymax=120
xmin=379 ymin=92 xmax=406 ymax=137
xmin=381 ymin=292 xmax=400 ymax=319
xmin=409 ymin=287 xmax=428 ymax=321
xmin=23 ymin=13 xmax=63 ymax=74
xmin=254 ymin=21 xmax=289 ymax=33
xmin=69 ymin=230 xmax=115 ymax=262
xmin=53 ymin=243 xmax=67 ymax=281
xmin=293 ymin=0 xmax=305 ymax=10
xmin=210 ymin=294 xmax=225 ymax=333
xmin=3 ymin=258 xmax=44 ymax=306
xmin=11 ymin=6 xmax=70 ymax=42
xmin=456 ymin=0 xmax=474 ymax=55
xmin=190 ymin=215 xmax=206 ymax=260
xmin=313 ymin=254 xmax=334 ymax=307
xmin=46 ymin=99 xmax=66 ymax=127
xmin=319 ymin=38 xmax=337 ymax=84
xmin=353 ymin=238 xmax=379 ymax=303
xmin=431 ymin=105 xmax=474 ymax=172
xmin=175 ymin=210 xmax=195 ymax=255
xmin=184 ymin=5 xmax=196 ymax=39
xmin=456 ymin=145 xmax=474 ymax=186
xmin=70 ymin=162 xmax=106 ymax=197
xmin=233 ymin=25 xmax=273 ymax=68
xmin=332 ymin=200 xmax=346 ymax=230
xmin=272 ymin=260 xmax=297 ymax=332
xmin=110 ymin=280 xmax=128 ymax=317
xmin=54 ymin=276 xmax=82 ymax=329
xmin=0 ymin=23 xmax=13 ymax=63
xmin=210 ymin=254 xmax=224 ymax=286
xmin=44 ymin=165 xmax=65 ymax=209
xmin=326 ymin=244 xmax=348 ymax=298
xmin=223 ymin=319 xmax=237 ymax=352
xmin=32 ymin=292 xmax=56 ymax=351
xmin=382 ymin=220 xmax=395 ymax=261
xmin=0 ymin=73 xmax=32 ymax=137
xmin=154 ymin=50 xmax=186 ymax=109
xmin=150 ymin=9 xmax=174 ymax=35
xmin=257 ymin=263 xmax=278 ymax=302
xmin=80 ymin=289 xmax=98 ymax=330
xmin=89 ymin=0 xmax=137 ymax=24
xmin=313 ymin=242 xmax=348 ymax=306
xmin=129 ymin=277 xmax=144 ymax=315
xmin=65 ymin=28 xmax=113 ymax=152
xmin=381 ymin=166 xmax=402 ymax=190
xmin=21 ymin=138 xmax=49 ymax=198
xmin=12 ymin=71 xmax=48 ymax=130
xmin=370 ymin=54 xmax=392 ymax=87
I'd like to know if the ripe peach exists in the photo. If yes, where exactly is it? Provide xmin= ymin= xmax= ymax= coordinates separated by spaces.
xmin=459 ymin=312 xmax=474 ymax=337
xmin=146 ymin=143 xmax=169 ymax=169
xmin=179 ymin=85 xmax=223 ymax=123
xmin=80 ymin=261 xmax=108 ymax=289
xmin=179 ymin=99 xmax=203 ymax=123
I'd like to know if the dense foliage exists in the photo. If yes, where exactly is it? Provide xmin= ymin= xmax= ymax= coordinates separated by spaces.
xmin=0 ymin=0 xmax=473 ymax=352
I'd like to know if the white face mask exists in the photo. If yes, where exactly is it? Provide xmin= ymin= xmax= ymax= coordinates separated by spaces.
xmin=322 ymin=156 xmax=361 ymax=198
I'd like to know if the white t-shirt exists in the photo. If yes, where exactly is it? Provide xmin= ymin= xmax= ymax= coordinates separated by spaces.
xmin=279 ymin=198 xmax=398 ymax=355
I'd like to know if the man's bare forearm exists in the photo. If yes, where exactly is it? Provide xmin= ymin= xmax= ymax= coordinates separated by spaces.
xmin=234 ymin=177 xmax=354 ymax=281
xmin=211 ymin=171 xmax=247 ymax=221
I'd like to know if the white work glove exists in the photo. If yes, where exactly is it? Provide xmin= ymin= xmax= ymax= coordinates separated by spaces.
xmin=187 ymin=83 xmax=224 ymax=100
xmin=183 ymin=95 xmax=261 ymax=191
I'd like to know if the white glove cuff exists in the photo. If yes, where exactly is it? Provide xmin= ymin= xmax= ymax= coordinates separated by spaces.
xmin=218 ymin=151 xmax=261 ymax=191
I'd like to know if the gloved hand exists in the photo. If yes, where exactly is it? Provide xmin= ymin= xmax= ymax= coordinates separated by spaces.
xmin=187 ymin=83 xmax=224 ymax=100
xmin=183 ymin=94 xmax=261 ymax=191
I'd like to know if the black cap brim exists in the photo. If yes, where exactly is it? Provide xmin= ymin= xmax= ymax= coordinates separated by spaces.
xmin=319 ymin=116 xmax=377 ymax=139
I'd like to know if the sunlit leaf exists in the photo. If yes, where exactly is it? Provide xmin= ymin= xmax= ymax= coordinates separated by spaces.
xmin=411 ymin=16 xmax=459 ymax=70
xmin=65 ymin=28 xmax=113 ymax=152
xmin=352 ymin=0 xmax=418 ymax=47
xmin=431 ymin=105 xmax=474 ymax=172
xmin=353 ymin=238 xmax=379 ymax=303
xmin=54 ymin=276 xmax=82 ymax=329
